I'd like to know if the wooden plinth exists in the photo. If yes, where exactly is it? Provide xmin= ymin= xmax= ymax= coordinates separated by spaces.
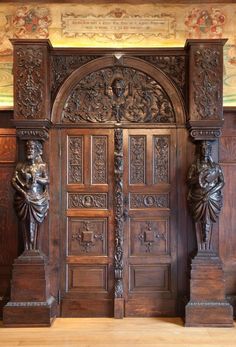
xmin=185 ymin=252 xmax=234 ymax=327
xmin=114 ymin=298 xmax=124 ymax=319
xmin=3 ymin=250 xmax=57 ymax=327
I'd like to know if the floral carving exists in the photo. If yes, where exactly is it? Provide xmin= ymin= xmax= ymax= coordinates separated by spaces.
xmin=130 ymin=136 xmax=145 ymax=184
xmin=92 ymin=136 xmax=107 ymax=184
xmin=15 ymin=47 xmax=44 ymax=119
xmin=72 ymin=221 xmax=104 ymax=253
xmin=62 ymin=67 xmax=175 ymax=124
xmin=68 ymin=193 xmax=107 ymax=209
xmin=138 ymin=221 xmax=166 ymax=253
xmin=138 ymin=55 xmax=186 ymax=93
xmin=153 ymin=136 xmax=169 ymax=183
xmin=193 ymin=48 xmax=221 ymax=120
xmin=114 ymin=128 xmax=124 ymax=298
xmin=68 ymin=136 xmax=83 ymax=184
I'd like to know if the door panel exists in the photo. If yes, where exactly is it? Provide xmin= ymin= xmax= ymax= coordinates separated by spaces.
xmin=61 ymin=129 xmax=114 ymax=317
xmin=123 ymin=129 xmax=177 ymax=316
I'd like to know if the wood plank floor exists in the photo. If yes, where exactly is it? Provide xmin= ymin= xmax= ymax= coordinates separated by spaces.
xmin=0 ymin=318 xmax=236 ymax=347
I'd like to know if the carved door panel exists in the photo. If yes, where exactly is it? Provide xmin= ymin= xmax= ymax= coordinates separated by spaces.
xmin=123 ymin=129 xmax=177 ymax=316
xmin=61 ymin=129 xmax=114 ymax=317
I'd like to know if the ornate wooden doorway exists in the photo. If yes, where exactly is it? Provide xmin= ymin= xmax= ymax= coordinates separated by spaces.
xmin=60 ymin=126 xmax=177 ymax=317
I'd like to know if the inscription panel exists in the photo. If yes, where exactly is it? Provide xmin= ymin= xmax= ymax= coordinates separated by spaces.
xmin=68 ymin=265 xmax=108 ymax=292
xmin=0 ymin=136 xmax=16 ymax=163
xmin=68 ymin=193 xmax=107 ymax=209
xmin=68 ymin=136 xmax=83 ymax=184
xmin=153 ymin=136 xmax=169 ymax=184
xmin=129 ymin=265 xmax=170 ymax=292
xmin=129 ymin=135 xmax=146 ymax=184
xmin=129 ymin=219 xmax=169 ymax=255
xmin=129 ymin=193 xmax=169 ymax=209
xmin=68 ymin=218 xmax=107 ymax=255
xmin=92 ymin=136 xmax=107 ymax=184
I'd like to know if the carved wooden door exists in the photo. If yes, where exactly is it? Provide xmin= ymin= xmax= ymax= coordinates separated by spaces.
xmin=61 ymin=128 xmax=115 ymax=317
xmin=123 ymin=129 xmax=177 ymax=316
xmin=61 ymin=127 xmax=177 ymax=317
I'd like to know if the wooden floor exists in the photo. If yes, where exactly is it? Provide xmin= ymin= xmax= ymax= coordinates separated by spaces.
xmin=0 ymin=318 xmax=236 ymax=347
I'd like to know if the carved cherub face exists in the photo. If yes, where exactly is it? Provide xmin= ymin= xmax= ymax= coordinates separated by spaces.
xmin=111 ymin=78 xmax=125 ymax=97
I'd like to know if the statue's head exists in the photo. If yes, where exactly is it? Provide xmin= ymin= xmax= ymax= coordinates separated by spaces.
xmin=199 ymin=141 xmax=212 ymax=161
xmin=111 ymin=78 xmax=125 ymax=97
xmin=26 ymin=140 xmax=43 ymax=161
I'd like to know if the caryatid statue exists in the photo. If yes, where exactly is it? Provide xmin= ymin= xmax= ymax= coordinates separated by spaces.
xmin=187 ymin=141 xmax=224 ymax=250
xmin=12 ymin=140 xmax=49 ymax=251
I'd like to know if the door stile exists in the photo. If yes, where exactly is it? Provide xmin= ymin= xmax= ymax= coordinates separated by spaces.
xmin=114 ymin=128 xmax=125 ymax=318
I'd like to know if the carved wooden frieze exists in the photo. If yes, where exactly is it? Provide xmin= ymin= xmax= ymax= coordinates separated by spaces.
xmin=68 ymin=193 xmax=107 ymax=209
xmin=16 ymin=128 xmax=49 ymax=141
xmin=130 ymin=193 xmax=169 ymax=209
xmin=15 ymin=47 xmax=44 ymax=119
xmin=129 ymin=136 xmax=145 ymax=184
xmin=62 ymin=67 xmax=175 ymax=124
xmin=68 ymin=136 xmax=83 ymax=184
xmin=92 ymin=136 xmax=107 ymax=184
xmin=137 ymin=55 xmax=186 ymax=94
xmin=153 ymin=136 xmax=169 ymax=184
xmin=192 ymin=48 xmax=221 ymax=120
xmin=114 ymin=128 xmax=124 ymax=299
xmin=70 ymin=219 xmax=106 ymax=254
xmin=51 ymin=55 xmax=100 ymax=96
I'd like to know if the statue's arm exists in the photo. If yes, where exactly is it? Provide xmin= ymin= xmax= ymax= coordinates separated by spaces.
xmin=12 ymin=165 xmax=27 ymax=197
xmin=187 ymin=164 xmax=198 ymax=186
xmin=36 ymin=164 xmax=49 ymax=186
xmin=205 ymin=165 xmax=224 ymax=198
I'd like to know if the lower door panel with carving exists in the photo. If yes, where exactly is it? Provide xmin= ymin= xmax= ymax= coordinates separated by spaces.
xmin=123 ymin=129 xmax=177 ymax=316
xmin=61 ymin=129 xmax=115 ymax=317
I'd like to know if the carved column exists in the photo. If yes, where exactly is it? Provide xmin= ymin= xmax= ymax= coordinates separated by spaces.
xmin=185 ymin=40 xmax=233 ymax=327
xmin=3 ymin=40 xmax=56 ymax=327
xmin=114 ymin=128 xmax=124 ymax=318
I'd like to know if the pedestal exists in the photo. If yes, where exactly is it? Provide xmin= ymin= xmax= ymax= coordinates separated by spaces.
xmin=185 ymin=252 xmax=233 ymax=327
xmin=3 ymin=250 xmax=57 ymax=327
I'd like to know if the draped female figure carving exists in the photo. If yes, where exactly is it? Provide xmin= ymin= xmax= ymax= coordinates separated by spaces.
xmin=12 ymin=140 xmax=49 ymax=252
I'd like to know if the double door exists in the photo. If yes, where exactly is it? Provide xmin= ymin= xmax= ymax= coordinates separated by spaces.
xmin=61 ymin=127 xmax=177 ymax=317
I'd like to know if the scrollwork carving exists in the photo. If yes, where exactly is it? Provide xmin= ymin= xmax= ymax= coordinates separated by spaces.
xmin=72 ymin=221 xmax=104 ymax=253
xmin=62 ymin=67 xmax=175 ymax=124
xmin=114 ymin=128 xmax=124 ymax=298
xmin=138 ymin=221 xmax=166 ymax=253
xmin=92 ymin=136 xmax=107 ymax=184
xmin=12 ymin=140 xmax=49 ymax=251
xmin=130 ymin=193 xmax=168 ymax=209
xmin=68 ymin=193 xmax=107 ymax=209
xmin=15 ymin=48 xmax=44 ymax=119
xmin=154 ymin=136 xmax=169 ymax=183
xmin=193 ymin=48 xmax=221 ymax=120
xmin=130 ymin=136 xmax=145 ymax=184
xmin=187 ymin=141 xmax=224 ymax=250
xmin=68 ymin=136 xmax=83 ymax=184
xmin=17 ymin=129 xmax=49 ymax=141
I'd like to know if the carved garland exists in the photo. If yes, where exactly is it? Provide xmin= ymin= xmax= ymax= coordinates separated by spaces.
xmin=62 ymin=67 xmax=175 ymax=124
xmin=193 ymin=48 xmax=221 ymax=120
xmin=114 ymin=128 xmax=124 ymax=298
xmin=15 ymin=47 xmax=44 ymax=119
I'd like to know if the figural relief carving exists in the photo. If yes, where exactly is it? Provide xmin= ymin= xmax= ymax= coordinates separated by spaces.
xmin=187 ymin=141 xmax=224 ymax=251
xmin=12 ymin=140 xmax=49 ymax=251
xmin=68 ymin=193 xmax=107 ymax=209
xmin=15 ymin=47 xmax=44 ymax=119
xmin=62 ymin=67 xmax=175 ymax=124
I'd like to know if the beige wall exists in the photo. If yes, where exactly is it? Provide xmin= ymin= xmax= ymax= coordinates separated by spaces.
xmin=0 ymin=2 xmax=235 ymax=107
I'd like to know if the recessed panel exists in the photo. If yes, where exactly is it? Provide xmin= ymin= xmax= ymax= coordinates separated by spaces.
xmin=0 ymin=136 xmax=16 ymax=163
xmin=129 ymin=135 xmax=146 ymax=184
xmin=129 ymin=218 xmax=169 ymax=255
xmin=153 ymin=136 xmax=169 ymax=184
xmin=92 ymin=135 xmax=108 ymax=184
xmin=68 ymin=136 xmax=83 ymax=184
xmin=68 ymin=193 xmax=107 ymax=209
xmin=68 ymin=265 xmax=108 ymax=292
xmin=68 ymin=218 xmax=107 ymax=255
xmin=129 ymin=265 xmax=170 ymax=292
xmin=129 ymin=193 xmax=169 ymax=209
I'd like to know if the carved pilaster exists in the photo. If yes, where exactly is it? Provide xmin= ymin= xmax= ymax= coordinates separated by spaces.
xmin=185 ymin=39 xmax=227 ymax=140
xmin=114 ymin=128 xmax=124 ymax=318
xmin=185 ymin=140 xmax=233 ymax=327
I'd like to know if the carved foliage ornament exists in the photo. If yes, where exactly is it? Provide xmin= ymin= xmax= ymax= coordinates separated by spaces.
xmin=62 ymin=67 xmax=175 ymax=124
xmin=114 ymin=128 xmax=124 ymax=298
xmin=15 ymin=47 xmax=44 ymax=119
xmin=193 ymin=48 xmax=221 ymax=120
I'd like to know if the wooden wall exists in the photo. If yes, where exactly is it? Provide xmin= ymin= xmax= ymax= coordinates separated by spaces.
xmin=0 ymin=108 xmax=236 ymax=318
